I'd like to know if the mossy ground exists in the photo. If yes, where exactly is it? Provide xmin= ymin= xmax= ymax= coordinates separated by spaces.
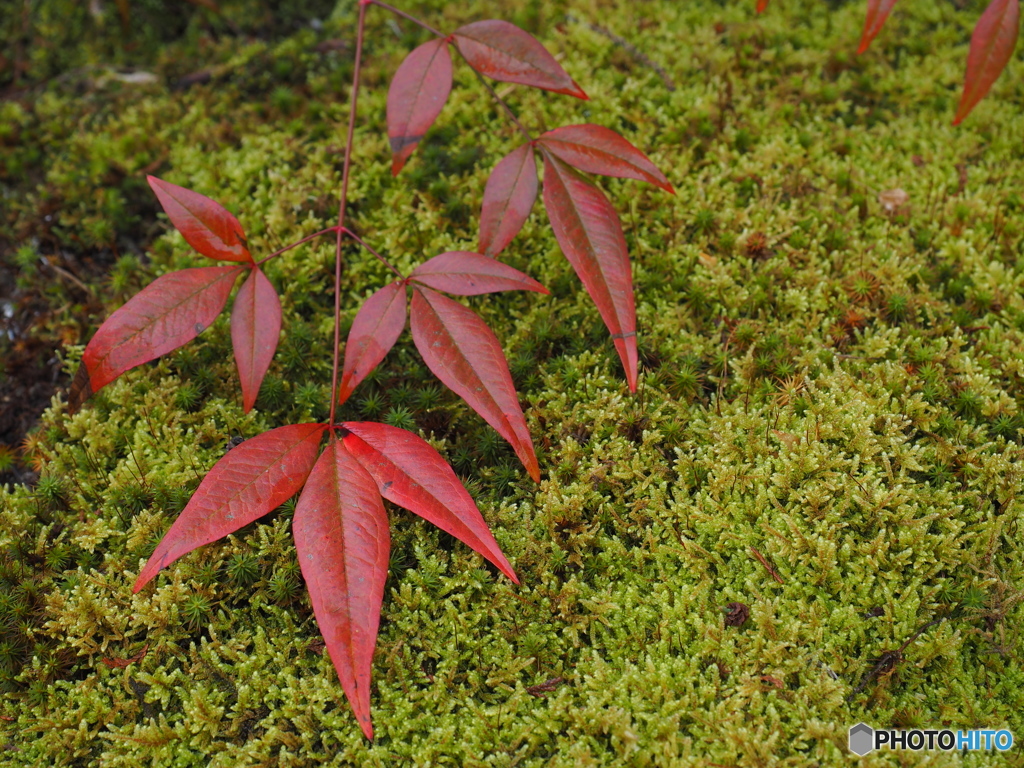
xmin=2 ymin=0 xmax=1024 ymax=764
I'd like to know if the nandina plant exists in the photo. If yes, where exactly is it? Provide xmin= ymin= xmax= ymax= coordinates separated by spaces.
xmin=67 ymin=0 xmax=671 ymax=739
xmin=759 ymin=0 xmax=1019 ymax=124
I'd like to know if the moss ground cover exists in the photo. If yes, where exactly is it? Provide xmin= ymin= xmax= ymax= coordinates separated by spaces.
xmin=2 ymin=0 xmax=1024 ymax=764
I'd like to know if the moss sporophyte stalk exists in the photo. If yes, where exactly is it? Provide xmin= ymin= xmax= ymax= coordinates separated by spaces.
xmin=2 ymin=0 xmax=1024 ymax=764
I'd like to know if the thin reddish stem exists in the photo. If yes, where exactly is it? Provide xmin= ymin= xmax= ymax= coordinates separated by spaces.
xmin=329 ymin=2 xmax=368 ymax=427
xmin=467 ymin=68 xmax=533 ymax=141
xmin=255 ymin=227 xmax=340 ymax=266
xmin=370 ymin=0 xmax=445 ymax=37
xmin=343 ymin=228 xmax=404 ymax=279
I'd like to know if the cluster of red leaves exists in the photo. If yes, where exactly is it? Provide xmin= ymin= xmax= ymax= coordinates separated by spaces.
xmin=759 ymin=0 xmax=1020 ymax=125
xmin=385 ymin=18 xmax=673 ymax=393
xmin=67 ymin=9 xmax=672 ymax=740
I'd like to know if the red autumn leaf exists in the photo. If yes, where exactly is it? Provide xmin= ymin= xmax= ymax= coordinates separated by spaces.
xmin=293 ymin=437 xmax=389 ymax=740
xmin=341 ymin=421 xmax=518 ymax=583
xmin=231 ymin=267 xmax=281 ymax=414
xmin=410 ymin=251 xmax=548 ymax=296
xmin=541 ymin=153 xmax=638 ymax=392
xmin=410 ymin=286 xmax=539 ymax=481
xmin=133 ymin=423 xmax=326 ymax=591
xmin=147 ymin=176 xmax=251 ymax=263
xmin=953 ymin=0 xmax=1020 ymax=125
xmin=453 ymin=20 xmax=587 ymax=99
xmin=537 ymin=124 xmax=674 ymax=193
xmin=857 ymin=0 xmax=900 ymax=54
xmin=478 ymin=143 xmax=539 ymax=256
xmin=757 ymin=0 xmax=769 ymax=13
xmin=70 ymin=265 xmax=243 ymax=411
xmin=338 ymin=281 xmax=407 ymax=406
xmin=387 ymin=37 xmax=453 ymax=175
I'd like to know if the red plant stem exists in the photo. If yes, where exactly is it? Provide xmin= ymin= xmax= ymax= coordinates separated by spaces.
xmin=467 ymin=69 xmax=533 ymax=141
xmin=369 ymin=0 xmax=445 ymax=37
xmin=343 ymin=228 xmax=404 ymax=279
xmin=329 ymin=1 xmax=368 ymax=428
xmin=255 ymin=227 xmax=340 ymax=266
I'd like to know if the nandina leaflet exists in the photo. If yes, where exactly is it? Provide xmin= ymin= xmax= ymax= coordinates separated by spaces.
xmin=478 ymin=143 xmax=539 ymax=256
xmin=134 ymin=423 xmax=327 ymax=590
xmin=857 ymin=0 xmax=901 ymax=54
xmin=70 ymin=265 xmax=243 ymax=410
xmin=231 ymin=267 xmax=282 ymax=413
xmin=338 ymin=281 xmax=407 ymax=406
xmin=537 ymin=124 xmax=674 ymax=193
xmin=953 ymin=0 xmax=1020 ymax=125
xmin=453 ymin=20 xmax=587 ymax=98
xmin=410 ymin=286 xmax=540 ymax=481
xmin=293 ymin=437 xmax=390 ymax=740
xmin=147 ymin=175 xmax=251 ymax=262
xmin=342 ymin=421 xmax=518 ymax=582
xmin=387 ymin=37 xmax=453 ymax=174
xmin=541 ymin=153 xmax=638 ymax=392
xmin=410 ymin=251 xmax=548 ymax=296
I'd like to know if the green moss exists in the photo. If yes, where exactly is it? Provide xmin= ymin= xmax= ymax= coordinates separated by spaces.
xmin=3 ymin=0 xmax=1024 ymax=764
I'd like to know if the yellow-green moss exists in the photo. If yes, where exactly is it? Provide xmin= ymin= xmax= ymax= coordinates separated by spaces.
xmin=2 ymin=0 xmax=1024 ymax=765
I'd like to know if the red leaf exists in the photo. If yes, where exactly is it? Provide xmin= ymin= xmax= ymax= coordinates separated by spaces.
xmin=410 ymin=287 xmax=539 ymax=481
xmin=338 ymin=281 xmax=407 ymax=406
xmin=453 ymin=20 xmax=587 ymax=99
xmin=541 ymin=154 xmax=637 ymax=391
xmin=387 ymin=38 xmax=453 ymax=175
xmin=231 ymin=267 xmax=281 ymax=413
xmin=341 ymin=421 xmax=518 ymax=583
xmin=293 ymin=438 xmax=389 ymax=740
xmin=857 ymin=0 xmax=900 ymax=54
xmin=537 ymin=124 xmax=674 ymax=193
xmin=410 ymin=251 xmax=548 ymax=296
xmin=70 ymin=266 xmax=243 ymax=410
xmin=953 ymin=0 xmax=1020 ymax=125
xmin=134 ymin=423 xmax=326 ymax=591
xmin=147 ymin=176 xmax=251 ymax=262
xmin=757 ymin=0 xmax=769 ymax=13
xmin=478 ymin=143 xmax=539 ymax=256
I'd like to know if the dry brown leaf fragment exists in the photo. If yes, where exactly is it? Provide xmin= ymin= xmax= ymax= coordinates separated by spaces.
xmin=878 ymin=187 xmax=909 ymax=214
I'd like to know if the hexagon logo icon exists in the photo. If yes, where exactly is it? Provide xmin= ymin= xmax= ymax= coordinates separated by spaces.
xmin=849 ymin=723 xmax=874 ymax=756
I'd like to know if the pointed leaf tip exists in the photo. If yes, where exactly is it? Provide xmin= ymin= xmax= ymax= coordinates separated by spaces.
xmin=231 ymin=267 xmax=282 ymax=413
xmin=147 ymin=176 xmax=251 ymax=262
xmin=80 ymin=265 xmax=242 ymax=402
xmin=342 ymin=421 xmax=518 ymax=582
xmin=133 ymin=423 xmax=326 ymax=591
xmin=537 ymin=124 xmax=674 ymax=193
xmin=387 ymin=38 xmax=453 ymax=175
xmin=857 ymin=0 xmax=900 ymax=55
xmin=478 ymin=143 xmax=539 ymax=256
xmin=953 ymin=0 xmax=1019 ymax=125
xmin=338 ymin=281 xmax=407 ymax=405
xmin=410 ymin=287 xmax=540 ymax=481
xmin=541 ymin=154 xmax=638 ymax=391
xmin=454 ymin=20 xmax=586 ymax=98
xmin=294 ymin=440 xmax=389 ymax=740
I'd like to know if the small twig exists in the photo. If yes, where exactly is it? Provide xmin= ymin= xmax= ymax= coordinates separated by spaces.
xmin=565 ymin=13 xmax=676 ymax=92
xmin=255 ymin=227 xmax=339 ymax=266
xmin=846 ymin=617 xmax=946 ymax=701
xmin=39 ymin=256 xmax=93 ymax=296
xmin=342 ymin=228 xmax=405 ymax=279
xmin=750 ymin=546 xmax=784 ymax=584
xmin=370 ymin=0 xmax=445 ymax=38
